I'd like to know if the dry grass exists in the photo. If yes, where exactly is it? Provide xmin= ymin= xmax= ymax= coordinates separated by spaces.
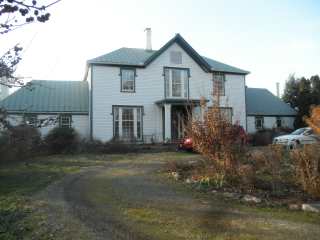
xmin=291 ymin=144 xmax=320 ymax=198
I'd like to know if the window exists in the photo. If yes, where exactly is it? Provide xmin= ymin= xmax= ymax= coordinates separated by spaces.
xmin=220 ymin=107 xmax=233 ymax=123
xmin=59 ymin=115 xmax=72 ymax=128
xmin=24 ymin=115 xmax=37 ymax=127
xmin=164 ymin=68 xmax=188 ymax=98
xmin=213 ymin=73 xmax=225 ymax=96
xmin=120 ymin=68 xmax=135 ymax=92
xmin=276 ymin=117 xmax=282 ymax=128
xmin=113 ymin=106 xmax=143 ymax=141
xmin=255 ymin=116 xmax=264 ymax=129
xmin=170 ymin=51 xmax=182 ymax=64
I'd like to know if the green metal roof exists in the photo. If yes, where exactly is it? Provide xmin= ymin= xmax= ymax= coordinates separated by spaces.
xmin=0 ymin=80 xmax=89 ymax=114
xmin=246 ymin=88 xmax=297 ymax=116
xmin=88 ymin=34 xmax=249 ymax=75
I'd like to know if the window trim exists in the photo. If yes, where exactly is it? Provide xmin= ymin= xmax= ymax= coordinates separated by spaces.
xmin=24 ymin=114 xmax=38 ymax=127
xmin=276 ymin=116 xmax=282 ymax=128
xmin=163 ymin=67 xmax=190 ymax=99
xmin=255 ymin=116 xmax=264 ymax=130
xmin=120 ymin=67 xmax=136 ymax=93
xmin=213 ymin=72 xmax=226 ymax=96
xmin=59 ymin=114 xmax=72 ymax=128
xmin=170 ymin=51 xmax=182 ymax=64
xmin=112 ymin=105 xmax=144 ymax=141
xmin=219 ymin=107 xmax=233 ymax=122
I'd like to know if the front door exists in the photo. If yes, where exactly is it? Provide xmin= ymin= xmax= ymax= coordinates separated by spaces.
xmin=171 ymin=106 xmax=189 ymax=140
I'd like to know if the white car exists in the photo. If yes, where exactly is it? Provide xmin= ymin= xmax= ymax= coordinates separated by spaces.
xmin=273 ymin=127 xmax=320 ymax=149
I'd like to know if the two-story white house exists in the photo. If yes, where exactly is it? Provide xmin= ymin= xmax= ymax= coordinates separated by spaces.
xmin=85 ymin=30 xmax=249 ymax=142
xmin=0 ymin=30 xmax=296 ymax=141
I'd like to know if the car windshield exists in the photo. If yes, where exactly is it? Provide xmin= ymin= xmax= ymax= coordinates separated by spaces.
xmin=290 ymin=128 xmax=307 ymax=135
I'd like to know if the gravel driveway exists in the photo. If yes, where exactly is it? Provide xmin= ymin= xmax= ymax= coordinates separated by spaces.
xmin=34 ymin=153 xmax=320 ymax=240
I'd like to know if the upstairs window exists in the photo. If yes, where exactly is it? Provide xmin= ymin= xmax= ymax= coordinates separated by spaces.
xmin=213 ymin=72 xmax=225 ymax=96
xmin=255 ymin=116 xmax=264 ymax=129
xmin=120 ymin=68 xmax=135 ymax=92
xmin=170 ymin=51 xmax=182 ymax=64
xmin=24 ymin=114 xmax=37 ymax=127
xmin=59 ymin=115 xmax=72 ymax=128
xmin=164 ymin=68 xmax=189 ymax=98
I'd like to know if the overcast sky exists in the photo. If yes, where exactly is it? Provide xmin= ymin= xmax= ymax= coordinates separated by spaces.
xmin=1 ymin=0 xmax=319 ymax=95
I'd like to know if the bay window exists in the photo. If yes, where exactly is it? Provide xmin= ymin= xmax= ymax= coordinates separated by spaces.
xmin=113 ymin=106 xmax=143 ymax=141
xmin=164 ymin=68 xmax=189 ymax=98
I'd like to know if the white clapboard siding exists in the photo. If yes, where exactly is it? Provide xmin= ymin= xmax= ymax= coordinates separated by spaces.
xmin=91 ymin=42 xmax=247 ymax=142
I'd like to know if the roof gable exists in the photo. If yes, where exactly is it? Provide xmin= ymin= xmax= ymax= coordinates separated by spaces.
xmin=144 ymin=34 xmax=212 ymax=72
xmin=246 ymin=88 xmax=297 ymax=116
xmin=0 ymin=80 xmax=89 ymax=114
xmin=87 ymin=34 xmax=249 ymax=75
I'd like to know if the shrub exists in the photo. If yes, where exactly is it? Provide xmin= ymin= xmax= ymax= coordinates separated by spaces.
xmin=0 ymin=125 xmax=41 ymax=162
xmin=305 ymin=105 xmax=320 ymax=134
xmin=250 ymin=129 xmax=274 ymax=146
xmin=250 ymin=128 xmax=293 ymax=146
xmin=249 ymin=145 xmax=291 ymax=192
xmin=187 ymin=97 xmax=246 ymax=177
xmin=291 ymin=144 xmax=320 ymax=198
xmin=44 ymin=127 xmax=79 ymax=154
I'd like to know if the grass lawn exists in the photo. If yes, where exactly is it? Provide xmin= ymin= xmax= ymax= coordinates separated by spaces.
xmin=0 ymin=152 xmax=319 ymax=240
xmin=0 ymin=154 xmax=108 ymax=240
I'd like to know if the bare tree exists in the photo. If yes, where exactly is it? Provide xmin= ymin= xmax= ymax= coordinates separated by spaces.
xmin=0 ymin=0 xmax=61 ymax=125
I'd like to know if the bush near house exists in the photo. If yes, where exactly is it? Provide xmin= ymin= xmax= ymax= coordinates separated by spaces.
xmin=249 ymin=127 xmax=293 ymax=146
xmin=0 ymin=125 xmax=41 ymax=162
xmin=44 ymin=127 xmax=80 ymax=154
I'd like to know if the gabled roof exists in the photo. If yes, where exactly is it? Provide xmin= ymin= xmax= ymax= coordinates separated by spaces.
xmin=88 ymin=34 xmax=249 ymax=75
xmin=0 ymin=80 xmax=89 ymax=114
xmin=246 ymin=87 xmax=297 ymax=116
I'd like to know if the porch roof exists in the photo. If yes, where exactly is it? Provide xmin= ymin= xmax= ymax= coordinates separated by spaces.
xmin=155 ymin=98 xmax=207 ymax=106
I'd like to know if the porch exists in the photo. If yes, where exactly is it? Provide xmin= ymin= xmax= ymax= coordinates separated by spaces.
xmin=155 ymin=99 xmax=204 ymax=142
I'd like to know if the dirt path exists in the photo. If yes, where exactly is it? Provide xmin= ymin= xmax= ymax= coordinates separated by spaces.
xmin=35 ymin=154 xmax=320 ymax=240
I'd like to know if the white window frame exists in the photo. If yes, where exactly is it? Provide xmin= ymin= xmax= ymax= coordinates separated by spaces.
xmin=59 ymin=115 xmax=72 ymax=128
xmin=255 ymin=116 xmax=264 ymax=129
xmin=213 ymin=72 xmax=225 ymax=96
xmin=170 ymin=51 xmax=182 ymax=64
xmin=275 ymin=117 xmax=283 ymax=128
xmin=220 ymin=107 xmax=233 ymax=123
xmin=164 ymin=68 xmax=189 ymax=98
xmin=113 ymin=106 xmax=143 ymax=141
xmin=120 ymin=68 xmax=135 ymax=92
xmin=24 ymin=114 xmax=37 ymax=127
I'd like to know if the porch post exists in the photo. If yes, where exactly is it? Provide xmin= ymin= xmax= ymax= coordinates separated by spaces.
xmin=164 ymin=104 xmax=172 ymax=141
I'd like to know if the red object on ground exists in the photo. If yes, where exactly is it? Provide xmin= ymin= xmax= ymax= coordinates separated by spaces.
xmin=178 ymin=137 xmax=193 ymax=151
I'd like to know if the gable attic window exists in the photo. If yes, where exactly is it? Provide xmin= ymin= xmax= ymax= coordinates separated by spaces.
xmin=170 ymin=51 xmax=182 ymax=64
xmin=120 ymin=68 xmax=135 ymax=92
xmin=213 ymin=72 xmax=225 ymax=96
xmin=59 ymin=115 xmax=72 ymax=128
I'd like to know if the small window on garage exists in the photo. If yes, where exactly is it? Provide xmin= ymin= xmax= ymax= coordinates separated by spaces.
xmin=24 ymin=114 xmax=37 ymax=127
xmin=276 ymin=117 xmax=282 ymax=128
xmin=255 ymin=116 xmax=264 ymax=129
xmin=59 ymin=115 xmax=72 ymax=128
xmin=170 ymin=51 xmax=182 ymax=64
